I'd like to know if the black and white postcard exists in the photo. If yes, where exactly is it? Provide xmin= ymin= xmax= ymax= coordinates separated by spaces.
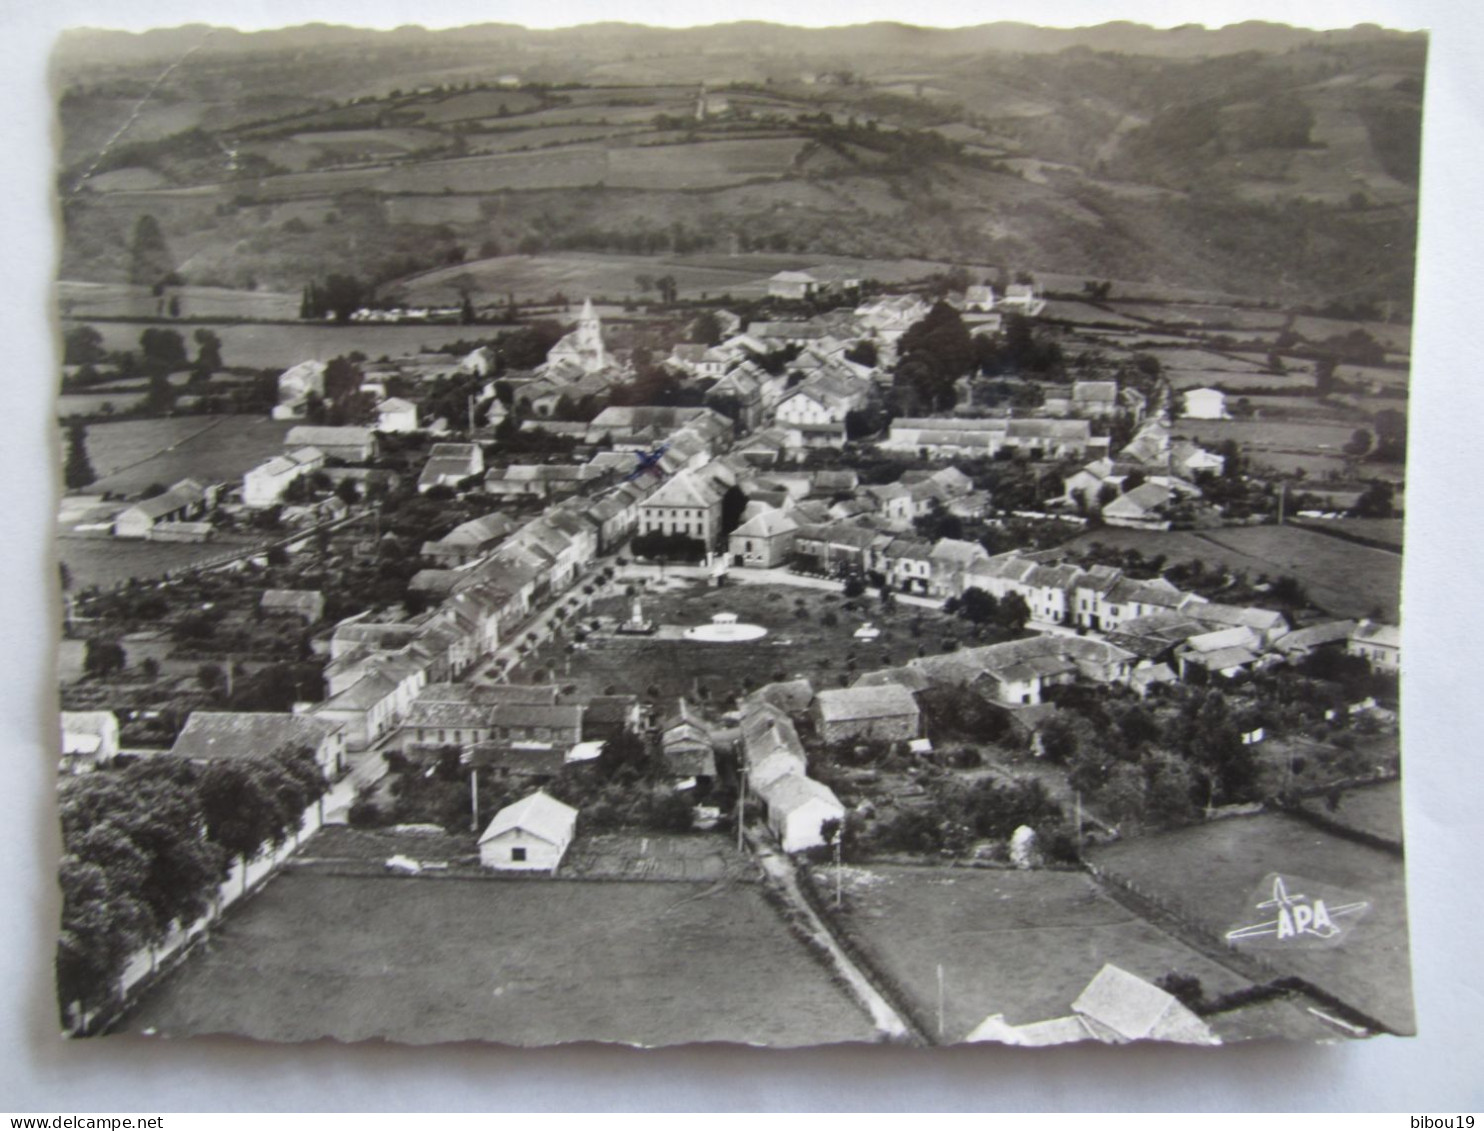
xmin=51 ymin=15 xmax=1420 ymax=1049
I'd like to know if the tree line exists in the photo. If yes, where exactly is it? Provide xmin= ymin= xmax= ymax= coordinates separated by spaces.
xmin=58 ymin=749 xmax=328 ymax=1021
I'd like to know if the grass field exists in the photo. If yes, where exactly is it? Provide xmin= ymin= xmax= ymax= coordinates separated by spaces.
xmin=60 ymin=319 xmax=485 ymax=371
xmin=519 ymin=580 xmax=967 ymax=703
xmin=1298 ymin=781 xmax=1405 ymax=845
xmin=122 ymin=872 xmax=878 ymax=1046
xmin=819 ymin=866 xmax=1256 ymax=1043
xmin=57 ymin=535 xmax=259 ymax=591
xmin=406 ymin=251 xmax=959 ymax=305
xmin=58 ymin=283 xmax=300 ymax=321
xmin=1065 ymin=524 xmax=1402 ymax=620
xmin=1089 ymin=812 xmax=1414 ymax=1034
xmin=67 ymin=416 xmax=294 ymax=497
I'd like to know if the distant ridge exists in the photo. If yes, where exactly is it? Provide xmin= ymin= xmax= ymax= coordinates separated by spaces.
xmin=55 ymin=19 xmax=1424 ymax=68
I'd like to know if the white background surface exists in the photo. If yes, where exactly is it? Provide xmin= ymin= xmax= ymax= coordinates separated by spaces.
xmin=1 ymin=0 xmax=1479 ymax=1112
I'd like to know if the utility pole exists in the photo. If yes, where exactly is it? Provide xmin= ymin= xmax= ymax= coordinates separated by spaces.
xmin=937 ymin=964 xmax=945 ymax=1040
xmin=1278 ymin=481 xmax=1287 ymax=526
xmin=834 ymin=833 xmax=843 ymax=909
xmin=1074 ymin=790 xmax=1083 ymax=859
xmin=471 ymin=766 xmax=480 ymax=833
xmin=736 ymin=765 xmax=747 ymax=853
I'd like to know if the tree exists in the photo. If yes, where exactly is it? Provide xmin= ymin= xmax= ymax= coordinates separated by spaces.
xmin=64 ymin=423 xmax=96 ymax=489
xmin=193 ymin=328 xmax=223 ymax=375
xmin=1344 ymin=428 xmax=1374 ymax=458
xmin=958 ymin=587 xmax=998 ymax=624
xmin=1314 ymin=355 xmax=1338 ymax=397
xmin=83 ymin=639 xmax=126 ymax=679
xmin=63 ymin=325 xmax=106 ymax=366
xmin=996 ymin=591 xmax=1031 ymax=634
xmin=197 ymin=663 xmax=225 ymax=696
xmin=139 ymin=328 xmax=188 ymax=374
xmin=895 ymin=301 xmax=973 ymax=412
xmin=128 ymin=214 xmax=175 ymax=287
xmin=1352 ymin=480 xmax=1395 ymax=519
xmin=691 ymin=311 xmax=723 ymax=346
xmin=1190 ymin=691 xmax=1259 ymax=805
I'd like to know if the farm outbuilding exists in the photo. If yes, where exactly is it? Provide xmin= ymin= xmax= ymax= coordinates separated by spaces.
xmin=812 ymin=684 xmax=920 ymax=745
xmin=478 ymin=791 xmax=578 ymax=873
xmin=758 ymin=773 xmax=846 ymax=854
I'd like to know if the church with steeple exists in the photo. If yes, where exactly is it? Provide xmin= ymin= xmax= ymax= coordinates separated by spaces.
xmin=542 ymin=298 xmax=609 ymax=376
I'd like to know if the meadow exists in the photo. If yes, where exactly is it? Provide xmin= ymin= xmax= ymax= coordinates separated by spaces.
xmin=58 ymin=282 xmax=300 ymax=321
xmin=817 ymin=865 xmax=1292 ymax=1043
xmin=58 ymin=535 xmax=263 ymax=591
xmin=68 ymin=416 xmax=294 ymax=496
xmin=121 ymin=871 xmax=879 ymax=1046
xmin=1066 ymin=524 xmax=1402 ymax=621
xmin=1089 ymin=812 xmax=1414 ymax=1034
xmin=60 ymin=319 xmax=489 ymax=371
xmin=1297 ymin=781 xmax=1405 ymax=846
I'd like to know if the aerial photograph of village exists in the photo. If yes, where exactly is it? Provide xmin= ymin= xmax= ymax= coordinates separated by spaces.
xmin=51 ymin=17 xmax=1418 ymax=1048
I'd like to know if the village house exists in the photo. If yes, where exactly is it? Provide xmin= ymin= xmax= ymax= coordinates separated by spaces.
xmin=968 ymin=963 xmax=1219 ymax=1047
xmin=1272 ymin=620 xmax=1358 ymax=662
xmin=272 ymin=359 xmax=327 ymax=420
xmin=1071 ymin=380 xmax=1120 ymax=418
xmin=739 ymin=701 xmax=809 ymax=791
xmin=883 ymin=417 xmax=1106 ymax=461
xmin=812 ymin=684 xmax=921 ymax=745
xmin=170 ymin=710 xmax=349 ymax=778
xmin=1181 ymin=387 xmax=1228 ymax=421
xmin=964 ymin=284 xmax=997 ymax=312
xmin=488 ymin=703 xmax=585 ymax=748
xmin=728 ymin=508 xmax=799 ymax=568
xmin=999 ymin=282 xmax=1047 ymax=317
xmin=880 ymin=536 xmax=934 ymax=594
xmin=375 ymin=396 xmax=420 ymax=433
xmin=792 ymin=523 xmax=884 ymax=577
xmin=260 ymin=589 xmax=325 ymax=624
xmin=1102 ymin=482 xmax=1175 ymax=530
xmin=478 ymin=791 xmax=578 ymax=873
xmin=284 ymin=425 xmax=378 ymax=463
xmin=417 ymin=442 xmax=485 ymax=493
xmin=400 ymin=699 xmax=492 ymax=751
xmin=243 ymin=447 xmax=325 ymax=509
xmin=904 ymin=634 xmax=1138 ymax=703
xmin=581 ymin=694 xmax=643 ymax=743
xmin=421 ymin=512 xmax=516 ymax=568
xmin=1175 ymin=626 xmax=1265 ymax=680
xmin=60 ymin=710 xmax=119 ymax=775
xmin=314 ymin=669 xmax=417 ymax=752
xmin=112 ymin=479 xmax=211 ymax=539
xmin=929 ymin=538 xmax=992 ymax=599
xmin=660 ymin=701 xmax=718 ymax=783
xmin=1348 ymin=619 xmax=1401 ymax=672
xmin=483 ymin=464 xmax=596 ymax=501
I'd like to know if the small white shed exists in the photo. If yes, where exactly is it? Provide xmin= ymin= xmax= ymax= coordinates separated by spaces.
xmin=478 ymin=790 xmax=578 ymax=873
xmin=759 ymin=773 xmax=846 ymax=853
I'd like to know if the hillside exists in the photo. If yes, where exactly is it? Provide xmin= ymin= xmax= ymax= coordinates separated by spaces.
xmin=54 ymin=20 xmax=1424 ymax=312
